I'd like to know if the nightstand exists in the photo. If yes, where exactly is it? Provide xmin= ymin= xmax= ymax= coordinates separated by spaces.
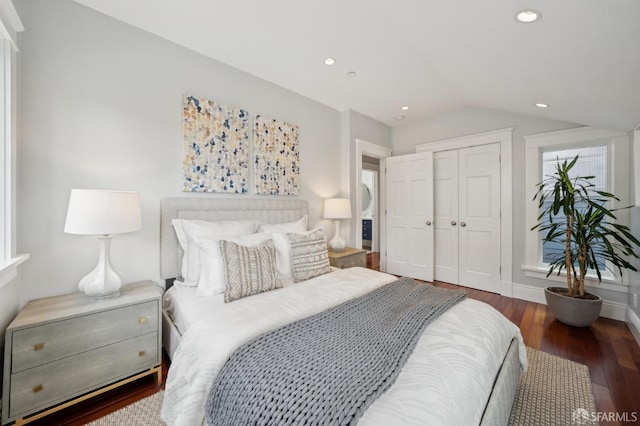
xmin=2 ymin=281 xmax=163 ymax=425
xmin=328 ymin=247 xmax=367 ymax=269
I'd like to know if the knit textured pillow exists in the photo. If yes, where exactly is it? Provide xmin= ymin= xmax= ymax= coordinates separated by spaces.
xmin=288 ymin=232 xmax=332 ymax=283
xmin=221 ymin=240 xmax=282 ymax=303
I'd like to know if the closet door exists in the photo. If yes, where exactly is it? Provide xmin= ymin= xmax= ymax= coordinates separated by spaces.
xmin=434 ymin=151 xmax=459 ymax=284
xmin=385 ymin=152 xmax=434 ymax=281
xmin=433 ymin=143 xmax=501 ymax=293
xmin=458 ymin=144 xmax=501 ymax=293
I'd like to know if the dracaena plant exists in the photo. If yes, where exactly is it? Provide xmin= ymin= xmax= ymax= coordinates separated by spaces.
xmin=532 ymin=155 xmax=640 ymax=297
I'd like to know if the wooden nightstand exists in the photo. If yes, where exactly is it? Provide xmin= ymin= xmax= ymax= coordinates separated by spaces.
xmin=328 ymin=247 xmax=367 ymax=269
xmin=2 ymin=281 xmax=163 ymax=425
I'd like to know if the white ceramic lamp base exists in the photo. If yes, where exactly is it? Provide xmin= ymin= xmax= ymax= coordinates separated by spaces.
xmin=329 ymin=220 xmax=346 ymax=252
xmin=79 ymin=235 xmax=122 ymax=300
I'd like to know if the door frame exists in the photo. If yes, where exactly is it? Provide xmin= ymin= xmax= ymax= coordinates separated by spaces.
xmin=415 ymin=127 xmax=513 ymax=296
xmin=355 ymin=139 xmax=392 ymax=268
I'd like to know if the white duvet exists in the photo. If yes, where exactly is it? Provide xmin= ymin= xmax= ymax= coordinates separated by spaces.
xmin=161 ymin=268 xmax=527 ymax=426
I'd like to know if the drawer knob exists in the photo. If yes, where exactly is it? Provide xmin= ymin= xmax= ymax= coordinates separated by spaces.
xmin=138 ymin=350 xmax=146 ymax=357
xmin=33 ymin=384 xmax=43 ymax=393
xmin=34 ymin=343 xmax=45 ymax=351
xmin=138 ymin=317 xmax=147 ymax=324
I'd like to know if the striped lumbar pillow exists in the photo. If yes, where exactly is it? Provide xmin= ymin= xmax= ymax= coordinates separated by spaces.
xmin=288 ymin=231 xmax=332 ymax=282
xmin=220 ymin=239 xmax=282 ymax=302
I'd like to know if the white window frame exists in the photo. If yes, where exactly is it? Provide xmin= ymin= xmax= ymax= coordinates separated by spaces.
xmin=0 ymin=1 xmax=27 ymax=289
xmin=523 ymin=127 xmax=630 ymax=293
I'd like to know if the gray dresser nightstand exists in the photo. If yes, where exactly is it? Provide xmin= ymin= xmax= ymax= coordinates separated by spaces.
xmin=2 ymin=281 xmax=163 ymax=425
xmin=328 ymin=247 xmax=367 ymax=269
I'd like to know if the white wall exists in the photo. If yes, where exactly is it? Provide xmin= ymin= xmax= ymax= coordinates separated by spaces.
xmin=16 ymin=0 xmax=344 ymax=304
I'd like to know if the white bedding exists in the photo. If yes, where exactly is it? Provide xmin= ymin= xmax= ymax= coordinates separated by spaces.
xmin=163 ymin=284 xmax=220 ymax=335
xmin=161 ymin=267 xmax=527 ymax=426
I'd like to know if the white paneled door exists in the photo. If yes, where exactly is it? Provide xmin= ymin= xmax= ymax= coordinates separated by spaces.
xmin=433 ymin=151 xmax=459 ymax=284
xmin=434 ymin=144 xmax=501 ymax=293
xmin=384 ymin=152 xmax=434 ymax=281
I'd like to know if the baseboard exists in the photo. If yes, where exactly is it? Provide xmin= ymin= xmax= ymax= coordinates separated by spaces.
xmin=512 ymin=283 xmax=546 ymax=305
xmin=500 ymin=280 xmax=513 ymax=298
xmin=512 ymin=282 xmax=627 ymax=321
xmin=627 ymin=308 xmax=640 ymax=346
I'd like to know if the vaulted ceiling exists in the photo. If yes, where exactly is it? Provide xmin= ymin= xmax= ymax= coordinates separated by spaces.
xmin=74 ymin=0 xmax=640 ymax=131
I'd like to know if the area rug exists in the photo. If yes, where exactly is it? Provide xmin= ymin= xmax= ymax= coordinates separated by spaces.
xmin=87 ymin=347 xmax=597 ymax=426
xmin=509 ymin=347 xmax=598 ymax=426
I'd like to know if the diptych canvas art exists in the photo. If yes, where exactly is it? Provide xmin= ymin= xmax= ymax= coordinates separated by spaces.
xmin=181 ymin=95 xmax=300 ymax=195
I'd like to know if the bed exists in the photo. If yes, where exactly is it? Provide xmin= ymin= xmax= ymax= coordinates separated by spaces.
xmin=158 ymin=198 xmax=527 ymax=426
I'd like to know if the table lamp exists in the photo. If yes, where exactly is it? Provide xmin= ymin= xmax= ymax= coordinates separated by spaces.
xmin=64 ymin=189 xmax=141 ymax=300
xmin=323 ymin=198 xmax=352 ymax=252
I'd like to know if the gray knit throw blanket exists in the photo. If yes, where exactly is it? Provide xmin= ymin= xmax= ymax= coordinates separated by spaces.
xmin=205 ymin=277 xmax=467 ymax=426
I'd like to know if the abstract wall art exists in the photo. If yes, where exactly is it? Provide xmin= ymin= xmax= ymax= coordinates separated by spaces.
xmin=182 ymin=94 xmax=249 ymax=193
xmin=254 ymin=115 xmax=300 ymax=195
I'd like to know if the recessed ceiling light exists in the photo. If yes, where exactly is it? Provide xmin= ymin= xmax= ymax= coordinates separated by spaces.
xmin=324 ymin=57 xmax=336 ymax=66
xmin=535 ymin=103 xmax=549 ymax=108
xmin=347 ymin=71 xmax=357 ymax=77
xmin=516 ymin=9 xmax=541 ymax=23
xmin=401 ymin=106 xmax=409 ymax=111
xmin=395 ymin=115 xmax=406 ymax=121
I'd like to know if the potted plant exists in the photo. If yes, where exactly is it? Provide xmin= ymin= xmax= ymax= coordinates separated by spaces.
xmin=532 ymin=155 xmax=640 ymax=327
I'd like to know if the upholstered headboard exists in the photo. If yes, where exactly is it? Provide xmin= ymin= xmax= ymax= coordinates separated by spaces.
xmin=160 ymin=198 xmax=309 ymax=280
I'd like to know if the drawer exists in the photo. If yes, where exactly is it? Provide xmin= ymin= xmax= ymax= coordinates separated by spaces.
xmin=11 ymin=301 xmax=158 ymax=373
xmin=334 ymin=253 xmax=366 ymax=269
xmin=9 ymin=332 xmax=158 ymax=418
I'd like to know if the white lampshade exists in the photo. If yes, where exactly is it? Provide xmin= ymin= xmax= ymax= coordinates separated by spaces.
xmin=324 ymin=198 xmax=351 ymax=252
xmin=65 ymin=189 xmax=141 ymax=235
xmin=323 ymin=198 xmax=352 ymax=219
xmin=64 ymin=189 xmax=141 ymax=300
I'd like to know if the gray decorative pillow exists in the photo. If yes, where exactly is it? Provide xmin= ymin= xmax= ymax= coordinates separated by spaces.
xmin=221 ymin=239 xmax=282 ymax=303
xmin=288 ymin=232 xmax=332 ymax=283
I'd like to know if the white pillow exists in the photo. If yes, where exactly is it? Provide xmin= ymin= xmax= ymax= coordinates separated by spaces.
xmin=172 ymin=219 xmax=257 ymax=285
xmin=272 ymin=227 xmax=324 ymax=283
xmin=194 ymin=232 xmax=273 ymax=297
xmin=257 ymin=215 xmax=307 ymax=233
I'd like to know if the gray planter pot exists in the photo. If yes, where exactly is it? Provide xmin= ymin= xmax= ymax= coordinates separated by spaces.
xmin=544 ymin=287 xmax=603 ymax=327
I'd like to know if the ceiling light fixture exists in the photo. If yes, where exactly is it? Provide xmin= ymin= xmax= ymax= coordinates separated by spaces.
xmin=535 ymin=103 xmax=549 ymax=108
xmin=324 ymin=57 xmax=336 ymax=66
xmin=395 ymin=115 xmax=406 ymax=121
xmin=347 ymin=71 xmax=357 ymax=77
xmin=516 ymin=9 xmax=541 ymax=23
xmin=401 ymin=106 xmax=409 ymax=111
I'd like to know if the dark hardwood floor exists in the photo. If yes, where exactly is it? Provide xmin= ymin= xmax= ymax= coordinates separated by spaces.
xmin=23 ymin=252 xmax=640 ymax=425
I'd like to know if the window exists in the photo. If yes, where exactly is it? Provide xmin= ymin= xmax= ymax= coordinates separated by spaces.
xmin=0 ymin=3 xmax=27 ymax=288
xmin=0 ymin=39 xmax=6 ymax=262
xmin=540 ymin=145 xmax=607 ymax=270
xmin=524 ymin=127 xmax=630 ymax=289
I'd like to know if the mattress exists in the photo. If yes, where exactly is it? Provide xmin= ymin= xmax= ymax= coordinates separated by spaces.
xmin=161 ymin=267 xmax=527 ymax=426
